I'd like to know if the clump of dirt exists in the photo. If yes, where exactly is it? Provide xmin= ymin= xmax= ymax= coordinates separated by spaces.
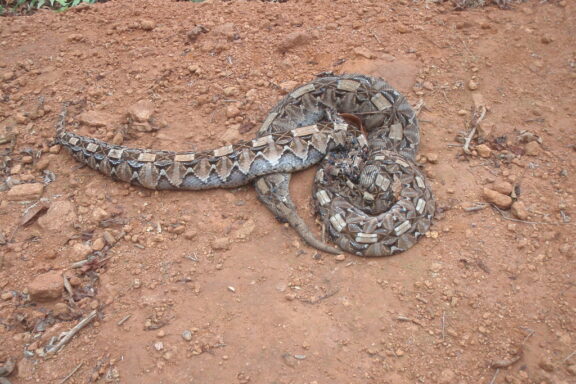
xmin=0 ymin=0 xmax=575 ymax=383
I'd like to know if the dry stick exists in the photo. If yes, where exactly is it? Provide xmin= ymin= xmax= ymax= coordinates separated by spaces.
xmin=369 ymin=29 xmax=382 ymax=45
xmin=47 ymin=310 xmax=97 ymax=354
xmin=488 ymin=368 xmax=500 ymax=384
xmin=562 ymin=350 xmax=576 ymax=363
xmin=463 ymin=106 xmax=486 ymax=155
xmin=490 ymin=204 xmax=563 ymax=226
xmin=491 ymin=354 xmax=522 ymax=369
xmin=117 ymin=314 xmax=132 ymax=326
xmin=463 ymin=203 xmax=488 ymax=212
xmin=59 ymin=362 xmax=83 ymax=384
xmin=441 ymin=311 xmax=446 ymax=341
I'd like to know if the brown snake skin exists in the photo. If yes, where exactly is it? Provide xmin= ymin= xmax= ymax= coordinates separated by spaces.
xmin=56 ymin=73 xmax=435 ymax=257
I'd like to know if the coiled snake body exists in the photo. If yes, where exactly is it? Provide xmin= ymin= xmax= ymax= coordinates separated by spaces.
xmin=56 ymin=74 xmax=435 ymax=257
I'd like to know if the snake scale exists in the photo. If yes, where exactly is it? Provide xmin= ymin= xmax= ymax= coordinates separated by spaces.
xmin=56 ymin=73 xmax=435 ymax=257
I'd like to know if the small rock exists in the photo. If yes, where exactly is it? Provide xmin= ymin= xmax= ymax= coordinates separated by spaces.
xmin=430 ymin=262 xmax=442 ymax=272
xmin=183 ymin=230 xmax=197 ymax=240
xmin=540 ymin=35 xmax=553 ymax=44
xmin=7 ymin=183 xmax=44 ymax=201
xmin=226 ymin=105 xmax=241 ymax=119
xmin=511 ymin=201 xmax=528 ymax=220
xmin=483 ymin=188 xmax=512 ymax=209
xmin=278 ymin=31 xmax=312 ymax=53
xmin=140 ymin=19 xmax=156 ymax=31
xmin=525 ymin=141 xmax=541 ymax=156
xmin=68 ymin=243 xmax=92 ymax=259
xmin=92 ymin=207 xmax=110 ymax=222
xmin=211 ymin=237 xmax=230 ymax=250
xmin=422 ymin=81 xmax=434 ymax=91
xmin=157 ymin=330 xmax=165 ymax=338
xmin=353 ymin=47 xmax=376 ymax=59
xmin=187 ymin=25 xmax=208 ymax=43
xmin=335 ymin=254 xmax=346 ymax=262
xmin=38 ymin=200 xmax=77 ymax=234
xmin=475 ymin=144 xmax=492 ymax=158
xmin=426 ymin=153 xmax=439 ymax=164
xmin=1 ymin=71 xmax=15 ymax=82
xmin=1 ymin=291 xmax=13 ymax=300
xmin=182 ymin=330 xmax=193 ymax=341
xmin=92 ymin=237 xmax=106 ymax=251
xmin=154 ymin=341 xmax=164 ymax=351
xmin=53 ymin=302 xmax=70 ymax=317
xmin=35 ymin=156 xmax=51 ymax=171
xmin=468 ymin=80 xmax=479 ymax=91
xmin=28 ymin=270 xmax=63 ymax=302
xmin=127 ymin=100 xmax=154 ymax=123
xmin=567 ymin=365 xmax=576 ymax=376
xmin=49 ymin=145 xmax=61 ymax=154
xmin=492 ymin=181 xmax=513 ymax=196
xmin=539 ymin=358 xmax=554 ymax=372
xmin=78 ymin=110 xmax=112 ymax=128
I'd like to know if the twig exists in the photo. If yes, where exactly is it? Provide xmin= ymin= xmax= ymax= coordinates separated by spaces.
xmin=47 ymin=310 xmax=97 ymax=354
xmin=441 ymin=311 xmax=446 ymax=341
xmin=368 ymin=29 xmax=382 ymax=45
xmin=521 ymin=327 xmax=535 ymax=345
xmin=562 ymin=350 xmax=576 ymax=363
xmin=490 ymin=204 xmax=563 ymax=226
xmin=395 ymin=316 xmax=422 ymax=327
xmin=413 ymin=99 xmax=425 ymax=116
xmin=491 ymin=354 xmax=521 ymax=369
xmin=488 ymin=368 xmax=500 ymax=384
xmin=117 ymin=314 xmax=132 ymax=326
xmin=59 ymin=362 xmax=83 ymax=384
xmin=463 ymin=203 xmax=488 ymax=212
xmin=463 ymin=106 xmax=486 ymax=155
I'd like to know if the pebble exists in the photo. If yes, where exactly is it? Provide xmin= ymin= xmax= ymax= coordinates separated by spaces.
xmin=6 ymin=183 xmax=44 ymax=201
xmin=468 ymin=80 xmax=479 ymax=90
xmin=491 ymin=181 xmax=513 ymax=196
xmin=211 ymin=237 xmax=230 ymax=251
xmin=539 ymin=358 xmax=554 ymax=372
xmin=1 ymin=71 xmax=15 ymax=82
xmin=426 ymin=153 xmax=439 ymax=164
xmin=140 ymin=19 xmax=156 ymax=31
xmin=53 ymin=302 xmax=70 ymax=317
xmin=525 ymin=141 xmax=541 ymax=156
xmin=182 ymin=330 xmax=193 ymax=341
xmin=157 ymin=330 xmax=165 ymax=338
xmin=153 ymin=341 xmax=164 ymax=351
xmin=213 ymin=22 xmax=236 ymax=41
xmin=92 ymin=238 xmax=105 ymax=251
xmin=335 ymin=254 xmax=346 ymax=262
xmin=35 ymin=156 xmax=50 ymax=171
xmin=226 ymin=105 xmax=241 ymax=119
xmin=422 ymin=81 xmax=434 ymax=91
xmin=475 ymin=144 xmax=492 ymax=158
xmin=511 ymin=201 xmax=529 ymax=220
xmin=567 ymin=365 xmax=576 ymax=376
xmin=127 ymin=100 xmax=154 ymax=123
xmin=187 ymin=25 xmax=208 ymax=43
xmin=278 ymin=31 xmax=312 ymax=53
xmin=1 ymin=291 xmax=13 ymax=300
xmin=27 ymin=270 xmax=63 ymax=302
xmin=482 ymin=188 xmax=512 ymax=209
xmin=68 ymin=242 xmax=92 ymax=259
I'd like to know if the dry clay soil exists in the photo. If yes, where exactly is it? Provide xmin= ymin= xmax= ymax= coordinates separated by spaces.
xmin=0 ymin=0 xmax=575 ymax=383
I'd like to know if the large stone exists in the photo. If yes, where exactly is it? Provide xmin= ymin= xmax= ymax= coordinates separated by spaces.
xmin=6 ymin=183 xmax=44 ymax=201
xmin=511 ymin=201 xmax=529 ymax=220
xmin=491 ymin=181 xmax=513 ymax=196
xmin=78 ymin=110 xmax=112 ymax=128
xmin=483 ymin=188 xmax=512 ymax=209
xmin=37 ymin=200 xmax=77 ymax=234
xmin=28 ymin=270 xmax=63 ymax=302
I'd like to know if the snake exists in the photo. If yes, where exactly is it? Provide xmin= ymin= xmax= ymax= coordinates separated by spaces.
xmin=55 ymin=73 xmax=435 ymax=257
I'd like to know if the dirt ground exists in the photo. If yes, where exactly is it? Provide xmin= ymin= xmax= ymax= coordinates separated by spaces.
xmin=0 ymin=0 xmax=575 ymax=383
